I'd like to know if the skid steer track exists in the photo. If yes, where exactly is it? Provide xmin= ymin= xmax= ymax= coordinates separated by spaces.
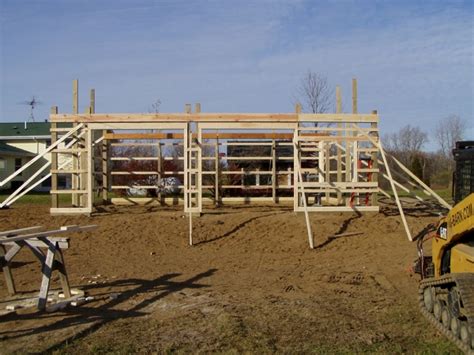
xmin=419 ymin=274 xmax=474 ymax=354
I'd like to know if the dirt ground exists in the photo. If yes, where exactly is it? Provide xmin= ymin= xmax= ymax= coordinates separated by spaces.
xmin=0 ymin=201 xmax=459 ymax=354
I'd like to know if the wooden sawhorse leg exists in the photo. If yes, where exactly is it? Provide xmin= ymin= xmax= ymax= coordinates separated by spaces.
xmin=0 ymin=244 xmax=16 ymax=295
xmin=37 ymin=240 xmax=71 ymax=310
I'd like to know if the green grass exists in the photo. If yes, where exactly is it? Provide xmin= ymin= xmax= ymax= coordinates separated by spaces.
xmin=0 ymin=192 xmax=60 ymax=205
xmin=0 ymin=192 xmax=105 ymax=206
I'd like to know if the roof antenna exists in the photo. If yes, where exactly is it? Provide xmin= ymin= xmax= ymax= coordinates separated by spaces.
xmin=19 ymin=96 xmax=43 ymax=122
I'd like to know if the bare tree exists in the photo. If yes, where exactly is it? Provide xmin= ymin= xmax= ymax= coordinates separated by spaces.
xmin=434 ymin=114 xmax=467 ymax=159
xmin=384 ymin=125 xmax=429 ymax=179
xmin=294 ymin=70 xmax=332 ymax=114
xmin=384 ymin=125 xmax=428 ymax=158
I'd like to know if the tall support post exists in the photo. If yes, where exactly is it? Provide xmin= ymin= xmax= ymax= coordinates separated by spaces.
xmin=272 ymin=139 xmax=277 ymax=203
xmin=371 ymin=110 xmax=379 ymax=206
xmin=325 ymin=142 xmax=330 ymax=203
xmin=79 ymin=107 xmax=89 ymax=207
xmin=185 ymin=103 xmax=190 ymax=210
xmin=350 ymin=78 xmax=358 ymax=205
xmin=336 ymin=86 xmax=343 ymax=204
xmin=214 ymin=137 xmax=220 ymax=206
xmin=195 ymin=103 xmax=202 ymax=213
xmin=318 ymin=141 xmax=324 ymax=182
xmin=102 ymin=134 xmax=109 ymax=204
xmin=352 ymin=78 xmax=358 ymax=114
xmin=72 ymin=79 xmax=79 ymax=114
xmin=72 ymin=79 xmax=79 ymax=206
xmin=184 ymin=117 xmax=193 ymax=245
xmin=157 ymin=140 xmax=163 ymax=205
xmin=86 ymin=125 xmax=93 ymax=212
xmin=50 ymin=106 xmax=59 ymax=209
xmin=89 ymin=89 xmax=97 ymax=198
xmin=89 ymin=89 xmax=95 ymax=113
xmin=294 ymin=103 xmax=302 ymax=211
xmin=183 ymin=103 xmax=201 ymax=215
xmin=197 ymin=123 xmax=202 ymax=213
xmin=184 ymin=121 xmax=190 ymax=212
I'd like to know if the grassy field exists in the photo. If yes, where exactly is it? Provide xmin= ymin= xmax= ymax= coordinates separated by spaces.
xmin=0 ymin=192 xmax=69 ymax=205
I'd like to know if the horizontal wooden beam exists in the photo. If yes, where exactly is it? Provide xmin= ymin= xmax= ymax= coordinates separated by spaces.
xmin=104 ymin=132 xmax=329 ymax=140
xmin=50 ymin=207 xmax=93 ymax=215
xmin=0 ymin=226 xmax=43 ymax=238
xmin=299 ymin=113 xmax=378 ymax=123
xmin=110 ymin=196 xmax=295 ymax=206
xmin=50 ymin=112 xmax=378 ymax=124
xmin=0 ymin=225 xmax=96 ymax=243
xmin=51 ymin=113 xmax=298 ymax=123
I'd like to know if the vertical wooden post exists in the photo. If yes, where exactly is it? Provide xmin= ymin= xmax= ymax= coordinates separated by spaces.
xmin=215 ymin=137 xmax=220 ymax=205
xmin=184 ymin=120 xmax=189 ymax=212
xmin=0 ymin=245 xmax=16 ymax=295
xmin=38 ymin=242 xmax=57 ymax=310
xmin=336 ymin=86 xmax=342 ymax=205
xmin=86 ymin=125 xmax=93 ymax=212
xmin=72 ymin=80 xmax=79 ymax=206
xmin=295 ymin=103 xmax=302 ymax=114
xmin=272 ymin=139 xmax=277 ymax=203
xmin=352 ymin=78 xmax=359 ymax=205
xmin=189 ymin=210 xmax=193 ymax=246
xmin=352 ymin=78 xmax=358 ymax=114
xmin=50 ymin=106 xmax=59 ymax=209
xmin=371 ymin=110 xmax=379 ymax=206
xmin=195 ymin=103 xmax=201 ymax=114
xmin=72 ymin=80 xmax=79 ymax=114
xmin=197 ymin=124 xmax=202 ymax=213
xmin=89 ymin=89 xmax=95 ymax=113
xmin=157 ymin=141 xmax=163 ymax=205
xmin=318 ymin=141 xmax=324 ymax=182
xmin=54 ymin=248 xmax=71 ymax=298
xmin=294 ymin=104 xmax=301 ymax=211
xmin=79 ymin=108 xmax=89 ymax=207
xmin=185 ymin=104 xmax=192 ymax=114
xmin=89 ymin=89 xmax=98 ymax=204
xmin=102 ymin=134 xmax=109 ymax=204
xmin=325 ymin=143 xmax=330 ymax=203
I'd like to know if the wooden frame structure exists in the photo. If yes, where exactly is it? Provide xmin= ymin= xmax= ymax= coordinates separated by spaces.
xmin=0 ymin=79 xmax=453 ymax=246
xmin=48 ymin=92 xmax=381 ymax=217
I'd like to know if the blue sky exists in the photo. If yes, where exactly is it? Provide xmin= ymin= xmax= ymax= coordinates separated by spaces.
xmin=0 ymin=0 xmax=472 ymax=149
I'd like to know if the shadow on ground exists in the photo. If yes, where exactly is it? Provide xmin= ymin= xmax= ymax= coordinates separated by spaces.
xmin=0 ymin=269 xmax=217 ymax=352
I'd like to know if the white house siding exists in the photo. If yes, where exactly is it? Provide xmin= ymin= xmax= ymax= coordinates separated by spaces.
xmin=0 ymin=156 xmax=16 ymax=189
xmin=0 ymin=140 xmax=72 ymax=192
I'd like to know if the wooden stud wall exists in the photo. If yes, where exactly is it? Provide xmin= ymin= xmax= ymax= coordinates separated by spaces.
xmin=49 ymin=80 xmax=382 ymax=217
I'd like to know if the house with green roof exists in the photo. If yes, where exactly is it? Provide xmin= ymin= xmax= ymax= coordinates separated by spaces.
xmin=0 ymin=121 xmax=55 ymax=191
